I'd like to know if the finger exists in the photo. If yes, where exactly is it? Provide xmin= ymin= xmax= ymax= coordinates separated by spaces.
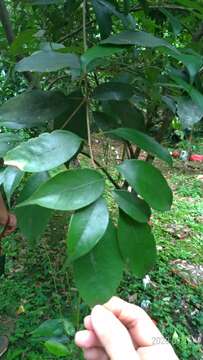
xmin=104 ymin=297 xmax=162 ymax=347
xmin=84 ymin=315 xmax=94 ymax=331
xmin=83 ymin=347 xmax=109 ymax=360
xmin=137 ymin=344 xmax=179 ymax=360
xmin=75 ymin=330 xmax=102 ymax=349
xmin=91 ymin=305 xmax=139 ymax=360
xmin=8 ymin=214 xmax=17 ymax=228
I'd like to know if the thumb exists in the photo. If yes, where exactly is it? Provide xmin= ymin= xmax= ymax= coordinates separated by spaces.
xmin=91 ymin=305 xmax=139 ymax=360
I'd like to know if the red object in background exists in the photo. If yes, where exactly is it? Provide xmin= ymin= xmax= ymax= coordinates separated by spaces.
xmin=172 ymin=150 xmax=180 ymax=159
xmin=189 ymin=154 xmax=203 ymax=162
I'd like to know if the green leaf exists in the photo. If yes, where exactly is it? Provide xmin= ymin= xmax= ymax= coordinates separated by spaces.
xmin=15 ymin=172 xmax=52 ymax=244
xmin=113 ymin=190 xmax=151 ymax=223
xmin=176 ymin=97 xmax=203 ymax=128
xmin=0 ymin=133 xmax=21 ymax=157
xmin=54 ymin=90 xmax=87 ymax=139
xmin=4 ymin=130 xmax=82 ymax=172
xmin=117 ymin=160 xmax=172 ymax=211
xmin=81 ymin=45 xmax=124 ymax=68
xmin=160 ymin=8 xmax=182 ymax=36
xmin=93 ymin=111 xmax=119 ymax=131
xmin=73 ymin=221 xmax=123 ymax=306
xmin=33 ymin=319 xmax=65 ymax=338
xmin=166 ymin=49 xmax=203 ymax=82
xmin=118 ymin=212 xmax=157 ymax=278
xmin=10 ymin=29 xmax=37 ymax=56
xmin=67 ymin=198 xmax=109 ymax=261
xmin=110 ymin=127 xmax=172 ymax=165
xmin=3 ymin=166 xmax=24 ymax=206
xmin=102 ymin=30 xmax=175 ymax=50
xmin=40 ymin=42 xmax=65 ymax=51
xmin=170 ymin=75 xmax=203 ymax=112
xmin=102 ymin=101 xmax=145 ymax=131
xmin=93 ymin=82 xmax=134 ymax=101
xmin=0 ymin=90 xmax=75 ymax=129
xmin=45 ymin=340 xmax=69 ymax=357
xmin=63 ymin=320 xmax=75 ymax=337
xmin=16 ymin=50 xmax=81 ymax=73
xmin=17 ymin=169 xmax=105 ymax=211
xmin=91 ymin=0 xmax=116 ymax=39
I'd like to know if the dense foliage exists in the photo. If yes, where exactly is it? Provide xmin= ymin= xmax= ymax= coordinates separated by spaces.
xmin=0 ymin=2 xmax=203 ymax=354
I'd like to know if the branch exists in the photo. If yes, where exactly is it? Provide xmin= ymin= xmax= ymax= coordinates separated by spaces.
xmin=59 ymin=20 xmax=94 ymax=43
xmin=0 ymin=0 xmax=14 ymax=44
xmin=81 ymin=152 xmax=120 ymax=189
xmin=83 ymin=0 xmax=95 ymax=168
xmin=0 ymin=0 xmax=36 ymax=85
xmin=47 ymin=75 xmax=68 ymax=90
xmin=61 ymin=98 xmax=86 ymax=130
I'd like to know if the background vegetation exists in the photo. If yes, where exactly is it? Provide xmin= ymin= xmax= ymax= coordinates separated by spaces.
xmin=0 ymin=0 xmax=202 ymax=359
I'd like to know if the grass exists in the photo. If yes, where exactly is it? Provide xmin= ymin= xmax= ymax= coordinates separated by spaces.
xmin=0 ymin=159 xmax=202 ymax=360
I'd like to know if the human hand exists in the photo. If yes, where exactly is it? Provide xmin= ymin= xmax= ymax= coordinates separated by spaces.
xmin=75 ymin=297 xmax=179 ymax=360
xmin=0 ymin=213 xmax=17 ymax=237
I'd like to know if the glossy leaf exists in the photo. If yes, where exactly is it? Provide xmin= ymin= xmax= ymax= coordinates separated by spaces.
xmin=117 ymin=160 xmax=173 ymax=211
xmin=166 ymin=49 xmax=203 ymax=82
xmin=113 ymin=190 xmax=151 ymax=223
xmin=17 ymin=169 xmax=105 ymax=211
xmin=53 ymin=90 xmax=87 ymax=139
xmin=92 ymin=0 xmax=117 ymax=39
xmin=93 ymin=82 xmax=134 ymax=101
xmin=3 ymin=166 xmax=24 ymax=206
xmin=0 ymin=90 xmax=75 ymax=129
xmin=81 ymin=45 xmax=124 ymax=68
xmin=4 ymin=130 xmax=82 ymax=172
xmin=170 ymin=75 xmax=203 ymax=111
xmin=93 ymin=111 xmax=119 ymax=131
xmin=110 ymin=127 xmax=172 ymax=165
xmin=177 ymin=97 xmax=203 ymax=128
xmin=102 ymin=30 xmax=175 ymax=51
xmin=15 ymin=172 xmax=52 ymax=244
xmin=102 ymin=101 xmax=145 ymax=131
xmin=0 ymin=133 xmax=21 ymax=157
xmin=45 ymin=340 xmax=69 ymax=357
xmin=16 ymin=50 xmax=81 ymax=73
xmin=73 ymin=221 xmax=123 ymax=306
xmin=67 ymin=198 xmax=109 ymax=261
xmin=160 ymin=8 xmax=182 ymax=36
xmin=118 ymin=212 xmax=157 ymax=278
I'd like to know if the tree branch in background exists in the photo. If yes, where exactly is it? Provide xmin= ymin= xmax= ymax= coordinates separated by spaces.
xmin=0 ymin=0 xmax=36 ymax=85
xmin=0 ymin=0 xmax=14 ymax=44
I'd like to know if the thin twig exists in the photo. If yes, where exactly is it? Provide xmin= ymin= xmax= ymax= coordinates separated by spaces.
xmin=61 ymin=98 xmax=86 ymax=130
xmin=47 ymin=75 xmax=69 ymax=90
xmin=83 ymin=0 xmax=95 ymax=168
xmin=59 ymin=20 xmax=94 ymax=43
xmin=81 ymin=152 xmax=120 ymax=189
